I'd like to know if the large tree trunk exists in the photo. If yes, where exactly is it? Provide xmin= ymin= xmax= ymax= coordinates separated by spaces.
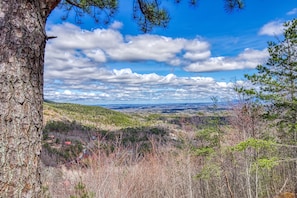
xmin=0 ymin=0 xmax=59 ymax=197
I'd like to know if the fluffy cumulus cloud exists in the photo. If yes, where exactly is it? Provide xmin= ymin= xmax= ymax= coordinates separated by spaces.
xmin=184 ymin=48 xmax=268 ymax=72
xmin=44 ymin=21 xmax=266 ymax=104
xmin=44 ymin=67 xmax=237 ymax=104
xmin=258 ymin=20 xmax=284 ymax=36
xmin=46 ymin=22 xmax=211 ymax=65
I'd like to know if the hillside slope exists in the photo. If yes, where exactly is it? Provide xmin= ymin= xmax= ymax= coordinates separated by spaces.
xmin=43 ymin=102 xmax=141 ymax=129
xmin=42 ymin=102 xmax=171 ymax=166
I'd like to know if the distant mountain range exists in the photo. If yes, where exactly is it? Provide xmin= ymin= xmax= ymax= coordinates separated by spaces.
xmin=100 ymin=102 xmax=231 ymax=113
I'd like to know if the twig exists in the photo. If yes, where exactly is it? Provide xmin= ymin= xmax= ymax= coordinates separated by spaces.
xmin=278 ymin=178 xmax=288 ymax=194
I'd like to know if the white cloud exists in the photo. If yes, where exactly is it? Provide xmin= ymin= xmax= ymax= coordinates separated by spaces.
xmin=258 ymin=20 xmax=284 ymax=36
xmin=63 ymin=90 xmax=72 ymax=95
xmin=83 ymin=49 xmax=106 ymax=62
xmin=47 ymin=23 xmax=124 ymax=50
xmin=184 ymin=48 xmax=268 ymax=72
xmin=44 ymin=69 xmax=238 ymax=104
xmin=105 ymin=35 xmax=211 ymax=64
xmin=44 ymin=52 xmax=238 ymax=103
xmin=287 ymin=8 xmax=297 ymax=15
xmin=183 ymin=51 xmax=211 ymax=61
xmin=109 ymin=21 xmax=123 ymax=30
xmin=106 ymin=35 xmax=183 ymax=62
xmin=44 ymin=22 xmax=265 ymax=104
xmin=46 ymin=23 xmax=211 ymax=65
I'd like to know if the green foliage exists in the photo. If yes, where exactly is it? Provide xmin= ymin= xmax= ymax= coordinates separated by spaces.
xmin=194 ymin=146 xmax=215 ymax=156
xmin=60 ymin=0 xmax=118 ymax=24
xmin=133 ymin=0 xmax=170 ymax=32
xmin=146 ymin=113 xmax=163 ymax=121
xmin=42 ymin=185 xmax=51 ymax=198
xmin=44 ymin=120 xmax=72 ymax=133
xmin=224 ymin=0 xmax=245 ymax=11
xmin=43 ymin=140 xmax=84 ymax=163
xmin=252 ymin=157 xmax=279 ymax=171
xmin=43 ymin=133 xmax=49 ymax=140
xmin=230 ymin=138 xmax=276 ymax=152
xmin=119 ymin=126 xmax=167 ymax=153
xmin=196 ymin=128 xmax=221 ymax=147
xmin=194 ymin=97 xmax=224 ymax=157
xmin=239 ymin=19 xmax=297 ymax=142
xmin=70 ymin=181 xmax=94 ymax=198
xmin=44 ymin=120 xmax=93 ymax=135
xmin=195 ymin=164 xmax=221 ymax=180
xmin=44 ymin=102 xmax=139 ymax=127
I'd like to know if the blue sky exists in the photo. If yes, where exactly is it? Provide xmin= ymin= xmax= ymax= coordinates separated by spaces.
xmin=44 ymin=1 xmax=297 ymax=105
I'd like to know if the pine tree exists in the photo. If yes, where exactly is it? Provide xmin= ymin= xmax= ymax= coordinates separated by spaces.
xmin=238 ymin=18 xmax=297 ymax=195
xmin=240 ymin=19 xmax=297 ymax=142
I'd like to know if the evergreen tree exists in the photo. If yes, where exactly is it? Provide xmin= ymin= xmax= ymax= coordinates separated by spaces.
xmin=238 ymin=18 xmax=297 ymax=195
xmin=239 ymin=19 xmax=297 ymax=142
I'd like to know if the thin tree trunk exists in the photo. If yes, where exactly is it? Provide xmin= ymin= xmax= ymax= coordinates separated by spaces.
xmin=0 ymin=0 xmax=59 ymax=196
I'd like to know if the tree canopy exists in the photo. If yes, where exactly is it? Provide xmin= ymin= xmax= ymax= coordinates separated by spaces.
xmin=57 ymin=0 xmax=245 ymax=32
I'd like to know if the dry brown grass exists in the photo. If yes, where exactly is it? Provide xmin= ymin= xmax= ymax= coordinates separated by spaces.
xmin=42 ymin=143 xmax=201 ymax=198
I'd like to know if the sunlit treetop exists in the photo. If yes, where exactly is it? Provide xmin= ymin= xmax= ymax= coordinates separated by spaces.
xmin=58 ymin=0 xmax=245 ymax=32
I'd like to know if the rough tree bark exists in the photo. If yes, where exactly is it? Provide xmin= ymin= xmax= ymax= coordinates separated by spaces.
xmin=0 ymin=0 xmax=59 ymax=196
